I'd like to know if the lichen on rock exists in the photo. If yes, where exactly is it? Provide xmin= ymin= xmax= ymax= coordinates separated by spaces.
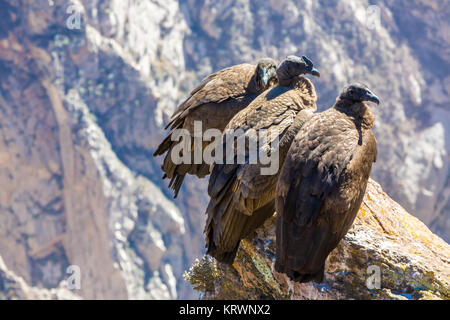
xmin=186 ymin=179 xmax=450 ymax=300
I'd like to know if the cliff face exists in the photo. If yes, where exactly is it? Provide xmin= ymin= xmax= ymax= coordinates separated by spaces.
xmin=181 ymin=0 xmax=450 ymax=241
xmin=0 ymin=255 xmax=80 ymax=300
xmin=0 ymin=0 xmax=448 ymax=299
xmin=186 ymin=180 xmax=450 ymax=300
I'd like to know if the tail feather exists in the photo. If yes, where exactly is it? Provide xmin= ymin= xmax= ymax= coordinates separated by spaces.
xmin=168 ymin=174 xmax=185 ymax=198
xmin=153 ymin=134 xmax=173 ymax=157
xmin=288 ymin=265 xmax=325 ymax=284
xmin=275 ymin=216 xmax=332 ymax=284
xmin=240 ymin=200 xmax=275 ymax=238
xmin=207 ymin=241 xmax=240 ymax=265
xmin=156 ymin=135 xmax=211 ymax=197
xmin=205 ymin=191 xmax=244 ymax=265
xmin=205 ymin=198 xmax=275 ymax=265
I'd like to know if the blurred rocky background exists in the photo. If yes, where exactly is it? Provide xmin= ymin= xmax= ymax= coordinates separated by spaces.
xmin=0 ymin=0 xmax=448 ymax=299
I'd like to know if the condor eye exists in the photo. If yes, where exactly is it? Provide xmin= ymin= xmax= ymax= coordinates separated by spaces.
xmin=349 ymin=90 xmax=355 ymax=95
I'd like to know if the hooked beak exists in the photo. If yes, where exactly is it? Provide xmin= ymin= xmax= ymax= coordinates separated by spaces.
xmin=301 ymin=55 xmax=320 ymax=78
xmin=258 ymin=67 xmax=276 ymax=88
xmin=364 ymin=90 xmax=380 ymax=105
xmin=260 ymin=71 xmax=270 ymax=87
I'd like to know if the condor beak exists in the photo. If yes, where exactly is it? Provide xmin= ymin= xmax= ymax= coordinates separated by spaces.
xmin=301 ymin=55 xmax=320 ymax=78
xmin=364 ymin=90 xmax=380 ymax=105
xmin=259 ymin=67 xmax=277 ymax=87
xmin=260 ymin=71 xmax=270 ymax=87
xmin=309 ymin=67 xmax=320 ymax=78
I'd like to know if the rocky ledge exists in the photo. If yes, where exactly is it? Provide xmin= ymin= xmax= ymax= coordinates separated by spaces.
xmin=186 ymin=179 xmax=450 ymax=300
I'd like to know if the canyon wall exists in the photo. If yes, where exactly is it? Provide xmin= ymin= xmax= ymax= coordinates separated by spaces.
xmin=0 ymin=0 xmax=448 ymax=299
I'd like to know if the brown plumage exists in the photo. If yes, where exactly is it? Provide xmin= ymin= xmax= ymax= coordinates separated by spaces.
xmin=275 ymin=83 xmax=380 ymax=283
xmin=205 ymin=55 xmax=320 ymax=264
xmin=153 ymin=58 xmax=278 ymax=197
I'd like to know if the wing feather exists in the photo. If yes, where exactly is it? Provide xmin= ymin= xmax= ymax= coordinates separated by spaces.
xmin=167 ymin=64 xmax=256 ymax=129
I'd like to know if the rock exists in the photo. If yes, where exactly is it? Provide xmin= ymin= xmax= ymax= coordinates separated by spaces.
xmin=186 ymin=179 xmax=450 ymax=300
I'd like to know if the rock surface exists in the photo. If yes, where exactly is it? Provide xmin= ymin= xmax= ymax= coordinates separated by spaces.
xmin=186 ymin=180 xmax=450 ymax=300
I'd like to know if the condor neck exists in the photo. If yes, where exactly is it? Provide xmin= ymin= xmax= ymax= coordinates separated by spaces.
xmin=278 ymin=74 xmax=306 ymax=87
xmin=291 ymin=76 xmax=317 ymax=110
xmin=335 ymin=99 xmax=375 ymax=129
